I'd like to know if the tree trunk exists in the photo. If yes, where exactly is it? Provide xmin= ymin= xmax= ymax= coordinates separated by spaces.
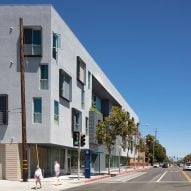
xmin=108 ymin=153 xmax=111 ymax=174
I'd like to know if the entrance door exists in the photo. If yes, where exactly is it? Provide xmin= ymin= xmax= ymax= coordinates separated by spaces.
xmin=67 ymin=157 xmax=71 ymax=175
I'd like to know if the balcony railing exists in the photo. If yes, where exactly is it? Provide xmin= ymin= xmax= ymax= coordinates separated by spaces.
xmin=24 ymin=44 xmax=42 ymax=56
xmin=40 ymin=79 xmax=48 ymax=90
xmin=33 ymin=113 xmax=42 ymax=123
xmin=0 ymin=111 xmax=7 ymax=125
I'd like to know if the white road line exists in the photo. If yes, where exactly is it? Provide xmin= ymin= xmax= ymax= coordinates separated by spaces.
xmin=122 ymin=172 xmax=147 ymax=182
xmin=99 ymin=172 xmax=147 ymax=183
xmin=156 ymin=171 xmax=167 ymax=182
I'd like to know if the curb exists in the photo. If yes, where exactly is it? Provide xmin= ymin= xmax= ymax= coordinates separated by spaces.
xmin=84 ymin=166 xmax=151 ymax=183
xmin=84 ymin=175 xmax=111 ymax=183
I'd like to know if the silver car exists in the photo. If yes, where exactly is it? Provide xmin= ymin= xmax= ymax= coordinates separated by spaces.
xmin=183 ymin=162 xmax=191 ymax=170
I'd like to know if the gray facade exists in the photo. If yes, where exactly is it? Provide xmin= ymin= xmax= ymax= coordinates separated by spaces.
xmin=0 ymin=5 xmax=138 ymax=179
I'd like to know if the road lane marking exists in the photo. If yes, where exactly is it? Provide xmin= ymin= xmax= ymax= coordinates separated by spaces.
xmin=149 ymin=173 xmax=162 ymax=182
xmin=99 ymin=172 xmax=146 ymax=183
xmin=156 ymin=171 xmax=167 ymax=182
xmin=122 ymin=172 xmax=147 ymax=182
xmin=182 ymin=171 xmax=191 ymax=182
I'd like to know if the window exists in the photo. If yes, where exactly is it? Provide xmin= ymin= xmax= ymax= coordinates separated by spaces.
xmin=52 ymin=33 xmax=61 ymax=60
xmin=72 ymin=108 xmax=82 ymax=132
xmin=88 ymin=71 xmax=91 ymax=89
xmin=0 ymin=95 xmax=8 ymax=125
xmin=59 ymin=69 xmax=72 ymax=101
xmin=24 ymin=28 xmax=42 ymax=56
xmin=33 ymin=98 xmax=42 ymax=123
xmin=54 ymin=100 xmax=59 ymax=124
xmin=40 ymin=65 xmax=48 ymax=90
xmin=77 ymin=56 xmax=86 ymax=84
xmin=92 ymin=93 xmax=101 ymax=111
xmin=81 ymin=89 xmax=85 ymax=109
xmin=85 ymin=117 xmax=88 ymax=135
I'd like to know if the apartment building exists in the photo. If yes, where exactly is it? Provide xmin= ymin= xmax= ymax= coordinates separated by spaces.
xmin=0 ymin=5 xmax=139 ymax=180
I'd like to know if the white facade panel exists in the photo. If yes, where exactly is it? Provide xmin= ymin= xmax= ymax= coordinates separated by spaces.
xmin=0 ymin=4 xmax=138 ymax=150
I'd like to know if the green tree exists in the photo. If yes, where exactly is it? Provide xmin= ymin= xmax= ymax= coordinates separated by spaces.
xmin=119 ymin=114 xmax=138 ymax=165
xmin=145 ymin=134 xmax=168 ymax=164
xmin=183 ymin=154 xmax=191 ymax=163
xmin=137 ymin=137 xmax=148 ymax=153
xmin=145 ymin=134 xmax=154 ymax=164
xmin=155 ymin=143 xmax=167 ymax=163
xmin=96 ymin=106 xmax=128 ymax=174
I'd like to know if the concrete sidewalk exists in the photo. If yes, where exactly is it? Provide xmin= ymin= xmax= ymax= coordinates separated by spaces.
xmin=0 ymin=166 xmax=151 ymax=191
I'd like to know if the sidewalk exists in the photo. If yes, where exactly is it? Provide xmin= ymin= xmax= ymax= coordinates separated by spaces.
xmin=0 ymin=166 xmax=151 ymax=191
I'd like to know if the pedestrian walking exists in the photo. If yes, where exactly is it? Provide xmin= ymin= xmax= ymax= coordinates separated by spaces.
xmin=34 ymin=165 xmax=43 ymax=189
xmin=54 ymin=161 xmax=61 ymax=184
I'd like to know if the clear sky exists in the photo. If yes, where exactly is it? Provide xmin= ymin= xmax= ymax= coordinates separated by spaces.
xmin=1 ymin=0 xmax=191 ymax=159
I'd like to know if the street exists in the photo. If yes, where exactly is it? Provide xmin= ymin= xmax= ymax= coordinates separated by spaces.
xmin=64 ymin=166 xmax=191 ymax=191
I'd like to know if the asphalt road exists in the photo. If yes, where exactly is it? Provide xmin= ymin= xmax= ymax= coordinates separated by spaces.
xmin=64 ymin=166 xmax=191 ymax=191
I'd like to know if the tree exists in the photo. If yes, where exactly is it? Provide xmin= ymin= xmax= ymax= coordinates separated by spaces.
xmin=96 ymin=106 xmax=130 ymax=174
xmin=183 ymin=154 xmax=191 ymax=163
xmin=145 ymin=134 xmax=154 ymax=164
xmin=137 ymin=137 xmax=148 ymax=153
xmin=120 ymin=114 xmax=138 ymax=165
xmin=145 ymin=134 xmax=168 ymax=164
xmin=136 ymin=136 xmax=149 ymax=166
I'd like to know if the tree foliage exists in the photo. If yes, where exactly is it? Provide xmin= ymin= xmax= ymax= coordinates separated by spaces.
xmin=145 ymin=134 xmax=167 ymax=164
xmin=96 ymin=106 xmax=138 ymax=172
xmin=183 ymin=154 xmax=191 ymax=163
xmin=96 ymin=106 xmax=130 ymax=173
xmin=120 ymin=115 xmax=137 ymax=153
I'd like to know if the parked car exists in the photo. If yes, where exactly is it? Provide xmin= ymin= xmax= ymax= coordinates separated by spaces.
xmin=183 ymin=162 xmax=191 ymax=171
xmin=153 ymin=163 xmax=160 ymax=168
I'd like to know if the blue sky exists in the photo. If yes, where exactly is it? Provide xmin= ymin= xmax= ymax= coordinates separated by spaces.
xmin=1 ymin=0 xmax=191 ymax=159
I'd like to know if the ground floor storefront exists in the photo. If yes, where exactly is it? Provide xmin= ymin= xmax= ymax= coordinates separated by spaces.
xmin=0 ymin=143 xmax=87 ymax=180
xmin=0 ymin=143 xmax=143 ymax=180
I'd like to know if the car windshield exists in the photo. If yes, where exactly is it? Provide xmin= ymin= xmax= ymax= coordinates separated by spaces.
xmin=185 ymin=163 xmax=191 ymax=166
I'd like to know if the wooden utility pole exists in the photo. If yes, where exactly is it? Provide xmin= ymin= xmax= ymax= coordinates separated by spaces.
xmin=20 ymin=17 xmax=28 ymax=182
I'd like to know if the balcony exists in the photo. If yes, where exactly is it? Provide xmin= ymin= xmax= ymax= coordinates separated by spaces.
xmin=24 ymin=44 xmax=42 ymax=56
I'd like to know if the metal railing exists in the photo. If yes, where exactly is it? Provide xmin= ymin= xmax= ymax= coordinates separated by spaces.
xmin=24 ymin=44 xmax=42 ymax=56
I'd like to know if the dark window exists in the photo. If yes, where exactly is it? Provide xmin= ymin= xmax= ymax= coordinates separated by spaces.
xmin=71 ymin=108 xmax=82 ymax=132
xmin=88 ymin=71 xmax=91 ymax=89
xmin=52 ymin=33 xmax=61 ymax=60
xmin=85 ymin=117 xmax=88 ymax=135
xmin=81 ymin=89 xmax=85 ymax=109
xmin=77 ymin=56 xmax=86 ymax=85
xmin=59 ymin=69 xmax=72 ymax=101
xmin=40 ymin=65 xmax=48 ymax=90
xmin=24 ymin=28 xmax=42 ymax=56
xmin=33 ymin=97 xmax=42 ymax=123
xmin=0 ymin=95 xmax=8 ymax=125
xmin=54 ymin=100 xmax=59 ymax=124
xmin=24 ymin=29 xmax=32 ymax=44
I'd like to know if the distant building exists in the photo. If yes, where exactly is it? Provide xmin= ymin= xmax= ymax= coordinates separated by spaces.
xmin=0 ymin=5 xmax=138 ymax=180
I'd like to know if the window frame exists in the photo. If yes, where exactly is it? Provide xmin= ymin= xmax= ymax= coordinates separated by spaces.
xmin=40 ymin=65 xmax=48 ymax=90
xmin=85 ymin=117 xmax=89 ymax=135
xmin=71 ymin=108 xmax=82 ymax=132
xmin=88 ymin=71 xmax=91 ymax=89
xmin=81 ymin=89 xmax=85 ymax=109
xmin=52 ymin=32 xmax=61 ymax=60
xmin=77 ymin=56 xmax=86 ymax=85
xmin=59 ymin=69 xmax=72 ymax=102
xmin=0 ymin=94 xmax=8 ymax=125
xmin=54 ymin=100 xmax=59 ymax=124
xmin=24 ymin=27 xmax=42 ymax=57
xmin=33 ymin=97 xmax=42 ymax=124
